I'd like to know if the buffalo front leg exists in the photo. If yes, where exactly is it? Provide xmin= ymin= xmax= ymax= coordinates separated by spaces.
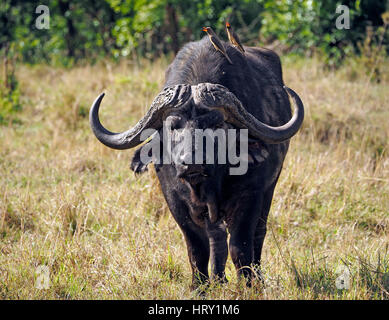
xmin=181 ymin=222 xmax=210 ymax=289
xmin=228 ymin=194 xmax=263 ymax=286
xmin=229 ymin=225 xmax=255 ymax=285
xmin=253 ymin=184 xmax=277 ymax=279
xmin=252 ymin=221 xmax=266 ymax=281
xmin=205 ymin=219 xmax=228 ymax=282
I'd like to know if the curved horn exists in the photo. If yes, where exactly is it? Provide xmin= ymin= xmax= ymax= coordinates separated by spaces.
xmin=89 ymin=84 xmax=192 ymax=150
xmin=193 ymin=83 xmax=304 ymax=144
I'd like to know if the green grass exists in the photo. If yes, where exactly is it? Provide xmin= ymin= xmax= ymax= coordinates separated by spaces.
xmin=0 ymin=56 xmax=388 ymax=299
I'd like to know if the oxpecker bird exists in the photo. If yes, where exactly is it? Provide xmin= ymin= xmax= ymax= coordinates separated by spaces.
xmin=226 ymin=22 xmax=245 ymax=53
xmin=202 ymin=26 xmax=233 ymax=64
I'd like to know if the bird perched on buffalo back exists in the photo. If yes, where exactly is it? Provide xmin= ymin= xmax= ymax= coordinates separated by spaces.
xmin=202 ymin=26 xmax=233 ymax=64
xmin=226 ymin=22 xmax=245 ymax=53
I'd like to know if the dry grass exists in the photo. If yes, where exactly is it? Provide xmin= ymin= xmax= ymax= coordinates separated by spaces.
xmin=0 ymin=56 xmax=388 ymax=299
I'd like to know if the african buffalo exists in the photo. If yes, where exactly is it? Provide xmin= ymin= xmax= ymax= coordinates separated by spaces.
xmin=90 ymin=36 xmax=304 ymax=288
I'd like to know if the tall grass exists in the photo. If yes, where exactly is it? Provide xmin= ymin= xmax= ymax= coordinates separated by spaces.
xmin=0 ymin=56 xmax=388 ymax=299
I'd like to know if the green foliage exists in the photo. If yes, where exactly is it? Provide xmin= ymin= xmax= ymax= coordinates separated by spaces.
xmin=355 ymin=13 xmax=389 ymax=82
xmin=0 ymin=0 xmax=388 ymax=66
xmin=0 ymin=87 xmax=21 ymax=125
xmin=1 ymin=0 xmax=117 ymax=66
xmin=0 ymin=45 xmax=21 ymax=125
xmin=260 ymin=0 xmax=388 ymax=67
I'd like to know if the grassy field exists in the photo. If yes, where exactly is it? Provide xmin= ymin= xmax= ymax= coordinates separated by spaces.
xmin=0 ymin=56 xmax=388 ymax=299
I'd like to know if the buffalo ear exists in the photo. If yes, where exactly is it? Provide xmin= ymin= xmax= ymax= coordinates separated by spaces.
xmin=130 ymin=144 xmax=151 ymax=174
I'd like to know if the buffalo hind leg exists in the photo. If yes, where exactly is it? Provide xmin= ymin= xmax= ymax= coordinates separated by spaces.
xmin=205 ymin=219 xmax=228 ymax=283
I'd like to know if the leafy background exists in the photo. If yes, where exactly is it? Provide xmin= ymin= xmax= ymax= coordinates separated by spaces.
xmin=1 ymin=0 xmax=388 ymax=65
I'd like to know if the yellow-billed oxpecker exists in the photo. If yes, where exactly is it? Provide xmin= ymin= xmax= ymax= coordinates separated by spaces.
xmin=226 ymin=22 xmax=245 ymax=53
xmin=202 ymin=26 xmax=233 ymax=64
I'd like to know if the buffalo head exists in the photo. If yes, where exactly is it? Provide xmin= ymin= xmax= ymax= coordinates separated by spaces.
xmin=90 ymin=82 xmax=303 ymax=168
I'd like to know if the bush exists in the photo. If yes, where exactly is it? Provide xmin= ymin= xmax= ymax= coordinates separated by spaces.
xmin=1 ymin=1 xmax=388 ymax=67
xmin=0 ymin=45 xmax=22 ymax=125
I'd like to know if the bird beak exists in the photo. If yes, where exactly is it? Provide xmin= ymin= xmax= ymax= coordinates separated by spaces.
xmin=226 ymin=22 xmax=230 ymax=28
xmin=202 ymin=27 xmax=208 ymax=32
